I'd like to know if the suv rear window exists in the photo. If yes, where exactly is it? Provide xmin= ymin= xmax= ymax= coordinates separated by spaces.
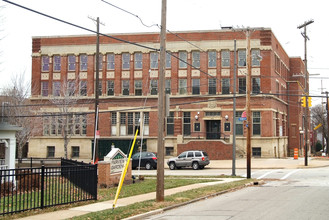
xmin=195 ymin=152 xmax=202 ymax=157
xmin=202 ymin=151 xmax=208 ymax=156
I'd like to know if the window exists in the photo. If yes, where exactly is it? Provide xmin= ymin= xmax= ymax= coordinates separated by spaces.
xmin=135 ymin=80 xmax=142 ymax=96
xmin=53 ymin=55 xmax=61 ymax=72
xmin=150 ymin=79 xmax=158 ymax=95
xmin=209 ymin=78 xmax=216 ymax=95
xmin=122 ymin=80 xmax=129 ymax=95
xmin=252 ymin=49 xmax=261 ymax=66
xmin=71 ymin=146 xmax=80 ymax=158
xmin=208 ymin=51 xmax=216 ymax=68
xmin=120 ymin=112 xmax=141 ymax=136
xmin=165 ymin=147 xmax=174 ymax=156
xmin=252 ymin=77 xmax=260 ymax=94
xmin=41 ymin=81 xmax=49 ymax=96
xmin=224 ymin=122 xmax=231 ymax=132
xmin=43 ymin=116 xmax=50 ymax=135
xmin=42 ymin=56 xmax=49 ymax=72
xmin=222 ymin=78 xmax=230 ymax=94
xmin=150 ymin=52 xmax=158 ymax=69
xmin=122 ymin=53 xmax=130 ymax=69
xmin=253 ymin=111 xmax=261 ymax=135
xmin=165 ymin=79 xmax=171 ymax=94
xmin=235 ymin=111 xmax=243 ymax=135
xmin=187 ymin=152 xmax=194 ymax=158
xmin=53 ymin=81 xmax=61 ymax=96
xmin=179 ymin=51 xmax=187 ymax=68
xmin=80 ymin=81 xmax=87 ymax=96
xmin=47 ymin=146 xmax=55 ymax=158
xmin=68 ymin=55 xmax=76 ymax=71
xmin=238 ymin=78 xmax=246 ymax=94
xmin=107 ymin=80 xmax=114 ymax=96
xmin=95 ymin=54 xmax=103 ymax=70
xmin=95 ymin=80 xmax=102 ymax=96
xmin=68 ymin=81 xmax=75 ymax=96
xmin=183 ymin=112 xmax=191 ymax=136
xmin=238 ymin=50 xmax=246 ymax=67
xmin=179 ymin=79 xmax=187 ymax=95
xmin=143 ymin=112 xmax=149 ymax=136
xmin=80 ymin=54 xmax=88 ymax=71
xmin=221 ymin=50 xmax=230 ymax=67
xmin=166 ymin=52 xmax=171 ymax=68
xmin=134 ymin=52 xmax=143 ymax=69
xmin=111 ymin=112 xmax=117 ymax=136
xmin=167 ymin=112 xmax=174 ymax=135
xmin=205 ymin=112 xmax=221 ymax=117
xmin=192 ymin=51 xmax=200 ymax=68
xmin=45 ymin=114 xmax=87 ymax=136
xmin=192 ymin=79 xmax=200 ymax=95
xmin=252 ymin=147 xmax=261 ymax=157
xmin=194 ymin=122 xmax=201 ymax=132
xmin=107 ymin=53 xmax=115 ymax=70
xmin=276 ymin=81 xmax=280 ymax=98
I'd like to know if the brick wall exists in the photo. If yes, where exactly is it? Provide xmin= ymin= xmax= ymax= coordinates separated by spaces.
xmin=177 ymin=140 xmax=232 ymax=160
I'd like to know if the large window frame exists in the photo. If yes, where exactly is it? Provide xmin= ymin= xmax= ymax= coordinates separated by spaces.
xmin=150 ymin=52 xmax=159 ymax=69
xmin=192 ymin=78 xmax=200 ymax=95
xmin=122 ymin=53 xmax=130 ymax=69
xmin=192 ymin=51 xmax=200 ymax=68
xmin=179 ymin=51 xmax=187 ymax=68
xmin=122 ymin=80 xmax=130 ymax=96
xmin=41 ymin=81 xmax=49 ymax=97
xmin=68 ymin=55 xmax=76 ymax=71
xmin=135 ymin=80 xmax=142 ymax=96
xmin=150 ymin=79 xmax=158 ymax=95
xmin=221 ymin=50 xmax=230 ymax=67
xmin=251 ymin=49 xmax=261 ymax=67
xmin=253 ymin=111 xmax=261 ymax=135
xmin=235 ymin=111 xmax=243 ymax=135
xmin=80 ymin=54 xmax=88 ymax=71
xmin=53 ymin=81 xmax=61 ymax=96
xmin=222 ymin=78 xmax=230 ymax=94
xmin=166 ymin=52 xmax=171 ymax=69
xmin=107 ymin=53 xmax=115 ymax=70
xmin=166 ymin=111 xmax=174 ymax=135
xmin=80 ymin=81 xmax=87 ymax=96
xmin=134 ymin=52 xmax=143 ymax=69
xmin=238 ymin=50 xmax=246 ymax=67
xmin=107 ymin=80 xmax=114 ymax=96
xmin=238 ymin=77 xmax=246 ymax=94
xmin=41 ymin=56 xmax=50 ymax=72
xmin=252 ymin=77 xmax=260 ymax=94
xmin=53 ymin=55 xmax=61 ymax=72
xmin=208 ymin=78 xmax=216 ymax=95
xmin=179 ymin=79 xmax=187 ymax=95
xmin=183 ymin=112 xmax=191 ymax=136
xmin=208 ymin=51 xmax=217 ymax=68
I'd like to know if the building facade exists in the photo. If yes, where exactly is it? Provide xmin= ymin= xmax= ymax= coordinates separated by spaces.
xmin=29 ymin=29 xmax=307 ymax=160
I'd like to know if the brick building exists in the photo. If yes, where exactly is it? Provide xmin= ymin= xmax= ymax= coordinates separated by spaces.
xmin=29 ymin=28 xmax=307 ymax=160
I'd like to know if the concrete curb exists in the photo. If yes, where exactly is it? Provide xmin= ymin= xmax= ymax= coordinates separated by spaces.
xmin=124 ymin=180 xmax=264 ymax=220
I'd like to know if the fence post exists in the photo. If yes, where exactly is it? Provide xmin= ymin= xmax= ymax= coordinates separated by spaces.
xmin=40 ymin=165 xmax=45 ymax=209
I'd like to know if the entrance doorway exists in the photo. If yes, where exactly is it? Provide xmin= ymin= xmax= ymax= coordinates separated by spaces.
xmin=206 ymin=120 xmax=221 ymax=139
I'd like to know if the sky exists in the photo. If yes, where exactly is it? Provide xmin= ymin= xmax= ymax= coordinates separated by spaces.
xmin=1 ymin=0 xmax=328 ymax=105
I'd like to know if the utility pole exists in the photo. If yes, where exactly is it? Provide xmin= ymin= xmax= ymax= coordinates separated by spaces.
xmin=246 ymin=29 xmax=252 ymax=179
xmin=232 ymin=39 xmax=237 ymax=176
xmin=298 ymin=19 xmax=314 ymax=166
xmin=322 ymin=91 xmax=329 ymax=156
xmin=156 ymin=0 xmax=167 ymax=202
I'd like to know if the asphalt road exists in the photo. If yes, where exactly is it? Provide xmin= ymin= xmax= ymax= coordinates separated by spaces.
xmin=144 ymin=166 xmax=329 ymax=220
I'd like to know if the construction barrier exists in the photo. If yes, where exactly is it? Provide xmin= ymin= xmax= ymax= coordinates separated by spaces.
xmin=294 ymin=148 xmax=298 ymax=160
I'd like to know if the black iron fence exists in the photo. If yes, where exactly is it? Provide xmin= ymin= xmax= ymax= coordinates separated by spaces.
xmin=0 ymin=158 xmax=97 ymax=215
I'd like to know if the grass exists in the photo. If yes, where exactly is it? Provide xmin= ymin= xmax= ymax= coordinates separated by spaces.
xmin=73 ymin=178 xmax=254 ymax=220
xmin=6 ymin=176 xmax=254 ymax=219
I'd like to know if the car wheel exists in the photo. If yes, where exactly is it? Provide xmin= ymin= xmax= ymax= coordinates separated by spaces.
xmin=169 ymin=162 xmax=176 ymax=170
xmin=192 ymin=162 xmax=199 ymax=170
xmin=145 ymin=162 xmax=152 ymax=170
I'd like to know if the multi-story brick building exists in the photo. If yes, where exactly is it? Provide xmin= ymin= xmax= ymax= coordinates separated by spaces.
xmin=29 ymin=28 xmax=307 ymax=160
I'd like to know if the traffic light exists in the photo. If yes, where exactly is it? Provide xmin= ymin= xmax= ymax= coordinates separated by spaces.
xmin=308 ymin=97 xmax=312 ymax=107
xmin=301 ymin=96 xmax=306 ymax=107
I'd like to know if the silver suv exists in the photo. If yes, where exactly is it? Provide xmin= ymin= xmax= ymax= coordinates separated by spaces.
xmin=167 ymin=150 xmax=210 ymax=170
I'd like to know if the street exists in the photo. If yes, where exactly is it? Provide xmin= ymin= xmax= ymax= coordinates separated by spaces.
xmin=144 ymin=166 xmax=329 ymax=220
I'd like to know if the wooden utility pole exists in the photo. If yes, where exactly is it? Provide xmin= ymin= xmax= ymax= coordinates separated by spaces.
xmin=156 ymin=0 xmax=167 ymax=202
xmin=322 ymin=91 xmax=329 ymax=156
xmin=246 ymin=29 xmax=252 ymax=179
xmin=298 ymin=19 xmax=314 ymax=166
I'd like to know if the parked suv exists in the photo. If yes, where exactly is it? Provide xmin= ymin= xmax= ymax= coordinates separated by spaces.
xmin=131 ymin=152 xmax=157 ymax=170
xmin=167 ymin=150 xmax=210 ymax=170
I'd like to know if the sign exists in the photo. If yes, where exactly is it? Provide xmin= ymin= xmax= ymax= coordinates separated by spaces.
xmin=241 ymin=111 xmax=247 ymax=118
xmin=238 ymin=117 xmax=247 ymax=121
xmin=104 ymin=147 xmax=127 ymax=174
xmin=314 ymin=123 xmax=322 ymax=130
xmin=96 ymin=130 xmax=100 ymax=139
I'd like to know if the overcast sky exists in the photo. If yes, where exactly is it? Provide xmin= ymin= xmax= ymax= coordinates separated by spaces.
xmin=1 ymin=0 xmax=328 ymax=104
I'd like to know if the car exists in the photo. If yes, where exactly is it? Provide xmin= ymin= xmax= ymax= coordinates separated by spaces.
xmin=167 ymin=150 xmax=210 ymax=170
xmin=131 ymin=151 xmax=157 ymax=170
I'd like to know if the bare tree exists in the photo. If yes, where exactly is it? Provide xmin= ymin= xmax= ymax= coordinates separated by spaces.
xmin=48 ymin=78 xmax=90 ymax=159
xmin=1 ymin=74 xmax=41 ymax=159
xmin=311 ymin=104 xmax=327 ymax=153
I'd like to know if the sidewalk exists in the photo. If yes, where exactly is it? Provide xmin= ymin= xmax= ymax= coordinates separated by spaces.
xmin=17 ymin=157 xmax=329 ymax=220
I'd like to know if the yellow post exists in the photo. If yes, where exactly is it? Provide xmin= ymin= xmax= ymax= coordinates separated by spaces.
xmin=112 ymin=129 xmax=139 ymax=209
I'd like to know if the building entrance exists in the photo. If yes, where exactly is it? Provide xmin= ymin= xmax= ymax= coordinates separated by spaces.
xmin=206 ymin=120 xmax=221 ymax=139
